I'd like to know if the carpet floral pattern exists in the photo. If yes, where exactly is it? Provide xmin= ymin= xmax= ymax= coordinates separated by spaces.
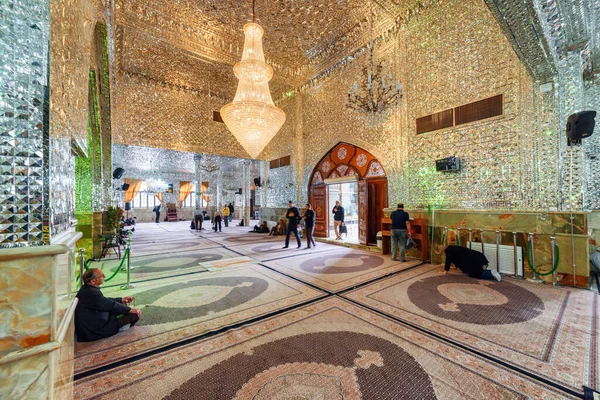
xmin=262 ymin=247 xmax=421 ymax=292
xmin=231 ymin=240 xmax=339 ymax=261
xmin=74 ymin=298 xmax=578 ymax=399
xmin=343 ymin=263 xmax=600 ymax=392
xmin=74 ymin=265 xmax=325 ymax=374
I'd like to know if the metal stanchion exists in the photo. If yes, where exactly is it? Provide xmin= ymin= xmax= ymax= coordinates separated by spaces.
xmin=528 ymin=233 xmax=541 ymax=282
xmin=468 ymin=229 xmax=473 ymax=249
xmin=79 ymin=248 xmax=85 ymax=288
xmin=512 ymin=232 xmax=521 ymax=278
xmin=551 ymin=235 xmax=557 ymax=286
xmin=480 ymin=229 xmax=485 ymax=255
xmin=456 ymin=228 xmax=461 ymax=247
xmin=495 ymin=230 xmax=500 ymax=272
xmin=121 ymin=231 xmax=135 ymax=290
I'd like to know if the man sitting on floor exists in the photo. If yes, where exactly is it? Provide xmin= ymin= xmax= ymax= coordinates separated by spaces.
xmin=440 ymin=245 xmax=501 ymax=281
xmin=251 ymin=221 xmax=269 ymax=233
xmin=75 ymin=268 xmax=142 ymax=342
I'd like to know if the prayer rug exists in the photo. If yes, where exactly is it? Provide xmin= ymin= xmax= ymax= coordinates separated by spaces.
xmin=343 ymin=263 xmax=600 ymax=393
xmin=231 ymin=240 xmax=339 ymax=262
xmin=74 ymin=297 xmax=578 ymax=400
xmin=91 ymin=248 xmax=240 ymax=287
xmin=261 ymin=247 xmax=421 ymax=292
xmin=74 ymin=265 xmax=325 ymax=374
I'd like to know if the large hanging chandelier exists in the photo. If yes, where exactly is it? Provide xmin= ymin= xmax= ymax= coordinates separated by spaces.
xmin=220 ymin=1 xmax=285 ymax=159
xmin=346 ymin=1 xmax=402 ymax=124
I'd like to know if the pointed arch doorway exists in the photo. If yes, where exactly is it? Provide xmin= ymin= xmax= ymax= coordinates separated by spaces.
xmin=309 ymin=143 xmax=388 ymax=245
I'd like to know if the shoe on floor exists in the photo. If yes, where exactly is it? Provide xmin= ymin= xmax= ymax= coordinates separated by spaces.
xmin=118 ymin=323 xmax=131 ymax=332
xmin=282 ymin=246 xmax=289 ymax=249
xmin=491 ymin=270 xmax=502 ymax=281
xmin=297 ymin=245 xmax=302 ymax=249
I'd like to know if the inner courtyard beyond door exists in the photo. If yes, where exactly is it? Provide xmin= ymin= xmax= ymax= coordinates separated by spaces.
xmin=328 ymin=182 xmax=358 ymax=242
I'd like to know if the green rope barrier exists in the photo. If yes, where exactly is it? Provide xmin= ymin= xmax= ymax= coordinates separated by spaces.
xmin=526 ymin=241 xmax=560 ymax=276
xmin=104 ymin=248 xmax=130 ymax=282
xmin=75 ymin=252 xmax=128 ymax=283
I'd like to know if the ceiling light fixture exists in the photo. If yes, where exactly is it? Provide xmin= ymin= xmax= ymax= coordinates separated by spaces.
xmin=346 ymin=0 xmax=402 ymax=124
xmin=220 ymin=0 xmax=285 ymax=159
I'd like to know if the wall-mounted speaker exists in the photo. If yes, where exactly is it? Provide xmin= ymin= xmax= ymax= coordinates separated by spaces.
xmin=125 ymin=202 xmax=131 ymax=211
xmin=121 ymin=183 xmax=130 ymax=191
xmin=238 ymin=188 xmax=243 ymax=195
xmin=253 ymin=177 xmax=261 ymax=187
xmin=112 ymin=167 xmax=125 ymax=179
xmin=566 ymin=110 xmax=596 ymax=145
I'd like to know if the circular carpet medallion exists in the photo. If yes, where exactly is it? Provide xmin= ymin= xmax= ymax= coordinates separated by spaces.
xmin=407 ymin=275 xmax=545 ymax=325
xmin=164 ymin=332 xmax=435 ymax=400
xmin=132 ymin=240 xmax=208 ymax=251
xmin=225 ymin=235 xmax=274 ymax=244
xmin=110 ymin=253 xmax=224 ymax=273
xmin=299 ymin=252 xmax=384 ymax=274
xmin=251 ymin=242 xmax=289 ymax=252
xmin=133 ymin=277 xmax=268 ymax=326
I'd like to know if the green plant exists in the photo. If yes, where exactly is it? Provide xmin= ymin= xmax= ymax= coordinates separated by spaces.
xmin=106 ymin=206 xmax=124 ymax=232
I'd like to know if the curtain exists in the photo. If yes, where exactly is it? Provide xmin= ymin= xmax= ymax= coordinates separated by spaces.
xmin=178 ymin=181 xmax=193 ymax=207
xmin=124 ymin=179 xmax=144 ymax=203
xmin=156 ymin=192 xmax=163 ymax=203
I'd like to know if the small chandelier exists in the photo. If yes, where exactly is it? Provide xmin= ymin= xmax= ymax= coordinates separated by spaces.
xmin=220 ymin=0 xmax=285 ymax=159
xmin=346 ymin=1 xmax=402 ymax=123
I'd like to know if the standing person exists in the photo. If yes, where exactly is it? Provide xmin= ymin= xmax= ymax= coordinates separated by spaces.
xmin=75 ymin=269 xmax=141 ymax=342
xmin=390 ymin=203 xmax=411 ymax=262
xmin=222 ymin=205 xmax=230 ymax=227
xmin=440 ymin=245 xmax=502 ymax=281
xmin=303 ymin=203 xmax=316 ymax=249
xmin=153 ymin=204 xmax=161 ymax=224
xmin=194 ymin=209 xmax=203 ymax=232
xmin=332 ymin=201 xmax=345 ymax=240
xmin=283 ymin=200 xmax=302 ymax=249
xmin=213 ymin=211 xmax=222 ymax=232
xmin=228 ymin=203 xmax=234 ymax=222
xmin=590 ymin=247 xmax=600 ymax=293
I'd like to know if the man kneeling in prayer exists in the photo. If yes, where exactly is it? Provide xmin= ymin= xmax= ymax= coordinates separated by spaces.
xmin=75 ymin=268 xmax=142 ymax=342
xmin=440 ymin=245 xmax=501 ymax=281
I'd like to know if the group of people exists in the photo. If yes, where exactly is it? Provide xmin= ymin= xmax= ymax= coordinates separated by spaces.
xmin=282 ymin=200 xmax=316 ymax=249
xmin=193 ymin=203 xmax=235 ymax=233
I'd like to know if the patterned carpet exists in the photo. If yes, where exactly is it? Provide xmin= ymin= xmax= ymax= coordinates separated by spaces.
xmin=74 ymin=265 xmax=325 ymax=374
xmin=230 ymin=239 xmax=340 ymax=261
xmin=74 ymin=297 xmax=578 ymax=400
xmin=261 ymin=247 xmax=421 ymax=292
xmin=90 ymin=248 xmax=242 ymax=286
xmin=343 ymin=263 xmax=600 ymax=392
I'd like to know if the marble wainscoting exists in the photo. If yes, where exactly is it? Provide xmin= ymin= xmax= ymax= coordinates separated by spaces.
xmin=1 ymin=231 xmax=81 ymax=399
xmin=384 ymin=209 xmax=591 ymax=288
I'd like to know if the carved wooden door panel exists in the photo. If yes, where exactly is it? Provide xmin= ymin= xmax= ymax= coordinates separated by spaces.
xmin=367 ymin=179 xmax=388 ymax=245
xmin=358 ymin=179 xmax=367 ymax=244
xmin=310 ymin=185 xmax=327 ymax=237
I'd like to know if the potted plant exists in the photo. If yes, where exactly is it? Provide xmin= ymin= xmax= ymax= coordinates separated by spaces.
xmin=106 ymin=206 xmax=124 ymax=233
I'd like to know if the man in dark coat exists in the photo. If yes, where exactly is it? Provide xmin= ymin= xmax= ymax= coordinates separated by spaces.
xmin=153 ymin=204 xmax=161 ymax=224
xmin=75 ymin=268 xmax=141 ymax=342
xmin=441 ymin=245 xmax=501 ymax=281
xmin=332 ymin=201 xmax=345 ymax=240
xmin=283 ymin=200 xmax=302 ymax=249
xmin=228 ymin=203 xmax=234 ymax=222
xmin=303 ymin=203 xmax=316 ymax=249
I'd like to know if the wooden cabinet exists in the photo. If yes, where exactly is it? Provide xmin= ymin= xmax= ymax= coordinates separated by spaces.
xmin=381 ymin=218 xmax=429 ymax=262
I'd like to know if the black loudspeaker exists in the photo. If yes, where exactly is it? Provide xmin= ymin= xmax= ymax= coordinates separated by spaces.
xmin=112 ymin=167 xmax=125 ymax=179
xmin=253 ymin=177 xmax=261 ymax=187
xmin=121 ymin=183 xmax=130 ymax=191
xmin=125 ymin=202 xmax=131 ymax=211
xmin=566 ymin=111 xmax=596 ymax=145
xmin=238 ymin=188 xmax=243 ymax=195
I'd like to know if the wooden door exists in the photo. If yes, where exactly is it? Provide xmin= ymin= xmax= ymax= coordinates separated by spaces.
xmin=310 ymin=185 xmax=327 ymax=237
xmin=358 ymin=179 xmax=367 ymax=244
xmin=367 ymin=179 xmax=388 ymax=245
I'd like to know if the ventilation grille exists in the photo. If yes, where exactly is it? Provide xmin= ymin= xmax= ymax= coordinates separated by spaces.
xmin=417 ymin=94 xmax=503 ymax=134
xmin=467 ymin=241 xmax=523 ymax=276
xmin=269 ymin=155 xmax=291 ymax=169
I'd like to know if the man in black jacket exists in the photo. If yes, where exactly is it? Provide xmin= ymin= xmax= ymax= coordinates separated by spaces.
xmin=283 ymin=200 xmax=302 ymax=249
xmin=303 ymin=203 xmax=316 ymax=249
xmin=75 ymin=269 xmax=142 ymax=342
xmin=332 ymin=201 xmax=345 ymax=240
xmin=441 ymin=245 xmax=501 ymax=281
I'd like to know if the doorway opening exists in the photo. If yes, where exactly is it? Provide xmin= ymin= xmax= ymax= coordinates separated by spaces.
xmin=327 ymin=181 xmax=359 ymax=243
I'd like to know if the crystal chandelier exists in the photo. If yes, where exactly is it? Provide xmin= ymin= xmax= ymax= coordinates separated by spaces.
xmin=346 ymin=1 xmax=402 ymax=123
xmin=220 ymin=1 xmax=285 ymax=159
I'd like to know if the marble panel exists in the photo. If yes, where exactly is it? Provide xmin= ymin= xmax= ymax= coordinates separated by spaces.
xmin=51 ymin=319 xmax=75 ymax=400
xmin=0 ymin=353 xmax=49 ymax=399
xmin=0 ymin=256 xmax=54 ymax=355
